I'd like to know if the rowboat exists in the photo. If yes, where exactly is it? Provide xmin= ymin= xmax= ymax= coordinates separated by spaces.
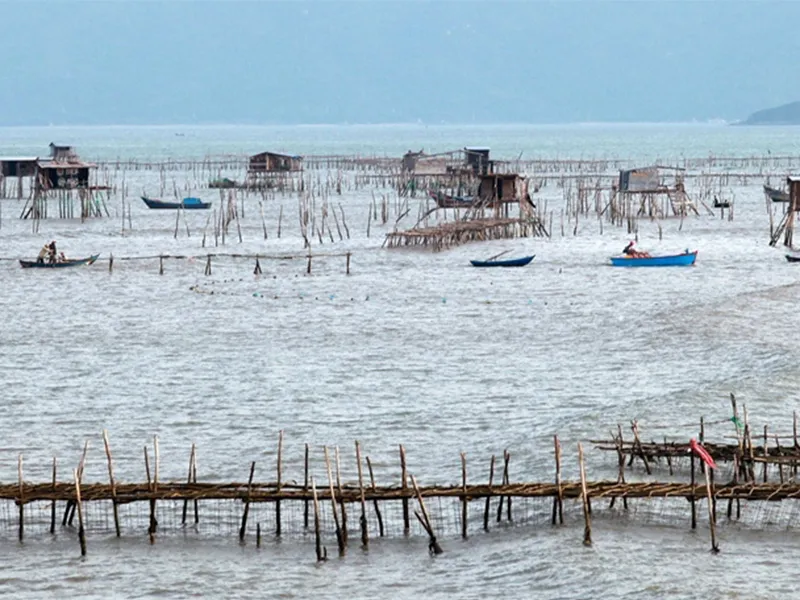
xmin=610 ymin=251 xmax=697 ymax=267
xmin=19 ymin=254 xmax=100 ymax=269
xmin=785 ymin=254 xmax=800 ymax=263
xmin=470 ymin=255 xmax=535 ymax=268
xmin=141 ymin=196 xmax=211 ymax=210
xmin=764 ymin=185 xmax=790 ymax=203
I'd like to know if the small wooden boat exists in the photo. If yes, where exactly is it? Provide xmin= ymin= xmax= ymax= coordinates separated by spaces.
xmin=764 ymin=185 xmax=790 ymax=203
xmin=610 ymin=251 xmax=697 ymax=267
xmin=141 ymin=196 xmax=211 ymax=210
xmin=20 ymin=254 xmax=100 ymax=269
xmin=470 ymin=255 xmax=535 ymax=268
xmin=785 ymin=254 xmax=800 ymax=263
xmin=430 ymin=190 xmax=475 ymax=209
xmin=209 ymin=177 xmax=237 ymax=189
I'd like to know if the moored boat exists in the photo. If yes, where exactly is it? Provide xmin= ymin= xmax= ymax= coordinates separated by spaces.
xmin=786 ymin=254 xmax=800 ymax=263
xmin=20 ymin=254 xmax=100 ymax=269
xmin=610 ymin=251 xmax=698 ymax=267
xmin=764 ymin=185 xmax=790 ymax=203
xmin=470 ymin=255 xmax=535 ymax=268
xmin=141 ymin=196 xmax=211 ymax=210
xmin=430 ymin=190 xmax=475 ymax=209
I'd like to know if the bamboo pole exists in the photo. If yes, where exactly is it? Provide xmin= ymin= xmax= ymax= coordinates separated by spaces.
xmin=50 ymin=457 xmax=57 ymax=534
xmin=705 ymin=466 xmax=720 ymax=553
xmin=74 ymin=468 xmax=86 ymax=557
xmin=366 ymin=456 xmax=384 ymax=537
xmin=311 ymin=477 xmax=326 ymax=561
xmin=578 ymin=443 xmax=591 ymax=546
xmin=324 ymin=447 xmax=345 ymax=556
xmin=102 ymin=430 xmax=121 ymax=537
xmin=410 ymin=474 xmax=442 ymax=555
xmin=552 ymin=436 xmax=564 ymax=524
xmin=276 ymin=430 xmax=283 ymax=537
xmin=239 ymin=461 xmax=256 ymax=542
xmin=181 ymin=443 xmax=195 ymax=525
xmin=460 ymin=452 xmax=468 ymax=539
xmin=18 ymin=454 xmax=23 ymax=542
xmin=355 ymin=441 xmax=369 ymax=548
xmin=303 ymin=443 xmax=310 ymax=529
xmin=335 ymin=446 xmax=347 ymax=545
xmin=400 ymin=445 xmax=409 ymax=534
xmin=484 ymin=454 xmax=495 ymax=531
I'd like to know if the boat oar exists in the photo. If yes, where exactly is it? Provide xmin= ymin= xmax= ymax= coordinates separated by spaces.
xmin=485 ymin=250 xmax=512 ymax=262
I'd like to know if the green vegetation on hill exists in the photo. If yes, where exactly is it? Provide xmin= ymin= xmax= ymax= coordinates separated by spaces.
xmin=741 ymin=101 xmax=800 ymax=125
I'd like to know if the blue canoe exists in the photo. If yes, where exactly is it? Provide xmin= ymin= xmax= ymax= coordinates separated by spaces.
xmin=470 ymin=255 xmax=535 ymax=268
xmin=141 ymin=196 xmax=211 ymax=210
xmin=610 ymin=251 xmax=698 ymax=267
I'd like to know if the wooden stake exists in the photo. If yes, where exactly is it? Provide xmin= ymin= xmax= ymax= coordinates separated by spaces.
xmin=366 ymin=456 xmax=384 ymax=537
xmin=690 ymin=453 xmax=697 ymax=529
xmin=324 ymin=447 xmax=345 ymax=556
xmin=239 ymin=461 xmax=256 ymax=542
xmin=74 ymin=468 xmax=86 ymax=557
xmin=303 ymin=443 xmax=310 ymax=529
xmin=578 ymin=443 xmax=592 ymax=546
xmin=400 ymin=445 xmax=409 ymax=534
xmin=50 ymin=457 xmax=57 ymax=534
xmin=355 ymin=441 xmax=369 ymax=548
xmin=705 ymin=466 xmax=720 ymax=553
xmin=410 ymin=474 xmax=443 ymax=555
xmin=181 ymin=444 xmax=195 ymax=525
xmin=552 ymin=436 xmax=564 ymax=524
xmin=311 ymin=477 xmax=327 ymax=561
xmin=484 ymin=454 xmax=495 ymax=531
xmin=335 ymin=446 xmax=347 ymax=545
xmin=460 ymin=452 xmax=468 ymax=539
xmin=144 ymin=445 xmax=155 ymax=544
xmin=18 ymin=454 xmax=23 ymax=542
xmin=102 ymin=430 xmax=121 ymax=537
xmin=276 ymin=430 xmax=283 ymax=537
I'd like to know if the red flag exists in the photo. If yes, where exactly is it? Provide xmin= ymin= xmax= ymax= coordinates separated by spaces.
xmin=689 ymin=438 xmax=717 ymax=470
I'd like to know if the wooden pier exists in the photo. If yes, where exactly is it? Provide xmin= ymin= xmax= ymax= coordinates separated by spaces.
xmin=384 ymin=217 xmax=547 ymax=251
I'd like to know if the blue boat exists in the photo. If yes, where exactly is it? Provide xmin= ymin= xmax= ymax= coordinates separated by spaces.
xmin=470 ymin=255 xmax=535 ymax=268
xmin=141 ymin=196 xmax=211 ymax=210
xmin=610 ymin=251 xmax=698 ymax=267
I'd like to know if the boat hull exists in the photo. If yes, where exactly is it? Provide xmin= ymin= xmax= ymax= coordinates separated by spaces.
xmin=470 ymin=255 xmax=535 ymax=268
xmin=610 ymin=251 xmax=697 ymax=267
xmin=430 ymin=191 xmax=474 ymax=209
xmin=786 ymin=254 xmax=800 ymax=263
xmin=141 ymin=196 xmax=211 ymax=210
xmin=20 ymin=254 xmax=100 ymax=269
xmin=764 ymin=185 xmax=790 ymax=203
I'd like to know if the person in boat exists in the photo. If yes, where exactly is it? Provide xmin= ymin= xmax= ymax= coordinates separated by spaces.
xmin=58 ymin=251 xmax=67 ymax=263
xmin=623 ymin=241 xmax=651 ymax=258
xmin=36 ymin=242 xmax=50 ymax=264
xmin=48 ymin=241 xmax=57 ymax=264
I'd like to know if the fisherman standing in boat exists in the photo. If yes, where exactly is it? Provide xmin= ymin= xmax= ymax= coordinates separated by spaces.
xmin=36 ymin=242 xmax=50 ymax=264
xmin=48 ymin=240 xmax=58 ymax=264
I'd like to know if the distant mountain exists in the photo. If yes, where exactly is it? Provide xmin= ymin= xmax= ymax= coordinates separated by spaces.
xmin=740 ymin=101 xmax=800 ymax=125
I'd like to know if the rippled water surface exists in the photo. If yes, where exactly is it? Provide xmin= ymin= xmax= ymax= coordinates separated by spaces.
xmin=1 ymin=124 xmax=799 ymax=598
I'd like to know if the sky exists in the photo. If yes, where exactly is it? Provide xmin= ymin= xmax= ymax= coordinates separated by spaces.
xmin=0 ymin=0 xmax=798 ymax=126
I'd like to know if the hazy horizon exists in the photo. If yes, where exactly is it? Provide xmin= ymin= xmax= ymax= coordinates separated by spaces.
xmin=1 ymin=1 xmax=798 ymax=126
